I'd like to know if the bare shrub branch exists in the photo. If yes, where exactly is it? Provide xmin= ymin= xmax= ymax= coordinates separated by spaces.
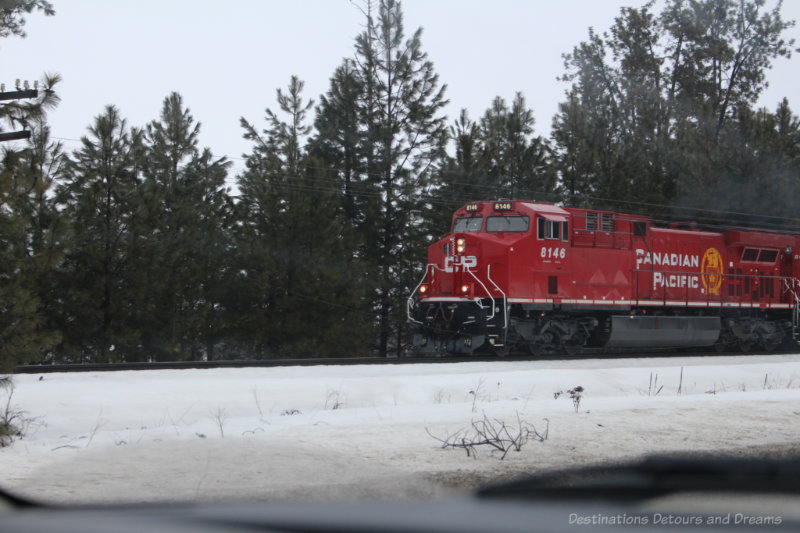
xmin=648 ymin=373 xmax=663 ymax=396
xmin=252 ymin=388 xmax=265 ymax=420
xmin=426 ymin=412 xmax=548 ymax=460
xmin=209 ymin=407 xmax=226 ymax=438
xmin=554 ymin=386 xmax=584 ymax=412
xmin=1 ymin=379 xmax=35 ymax=447
xmin=85 ymin=407 xmax=105 ymax=448
xmin=468 ymin=377 xmax=486 ymax=413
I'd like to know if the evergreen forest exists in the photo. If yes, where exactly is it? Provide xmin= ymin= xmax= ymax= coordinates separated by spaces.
xmin=1 ymin=0 xmax=799 ymax=369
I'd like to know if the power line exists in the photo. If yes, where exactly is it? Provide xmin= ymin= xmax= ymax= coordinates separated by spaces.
xmin=40 ymin=134 xmax=800 ymax=230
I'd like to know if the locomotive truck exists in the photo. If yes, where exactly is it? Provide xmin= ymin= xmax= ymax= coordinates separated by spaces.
xmin=407 ymin=201 xmax=800 ymax=355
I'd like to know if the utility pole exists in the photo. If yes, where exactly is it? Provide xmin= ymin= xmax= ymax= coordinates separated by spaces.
xmin=0 ymin=84 xmax=39 ymax=142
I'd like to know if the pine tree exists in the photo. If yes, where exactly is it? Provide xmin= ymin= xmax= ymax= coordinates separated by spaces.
xmin=235 ymin=76 xmax=309 ymax=357
xmin=709 ymin=100 xmax=800 ymax=227
xmin=430 ymin=109 xmax=484 ymax=230
xmin=56 ymin=106 xmax=143 ymax=362
xmin=314 ymin=60 xmax=364 ymax=222
xmin=475 ymin=93 xmax=555 ymax=201
xmin=349 ymin=0 xmax=448 ymax=356
xmin=0 ymin=143 xmax=59 ymax=371
xmin=0 ymin=123 xmax=65 ymax=368
xmin=551 ymin=0 xmax=795 ymax=218
xmin=237 ymin=76 xmax=367 ymax=357
xmin=0 ymin=1 xmax=59 ymax=371
xmin=661 ymin=0 xmax=795 ymax=209
xmin=0 ymin=1 xmax=53 ymax=39
xmin=132 ymin=92 xmax=231 ymax=361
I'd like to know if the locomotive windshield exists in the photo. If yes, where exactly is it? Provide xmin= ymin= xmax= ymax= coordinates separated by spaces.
xmin=486 ymin=215 xmax=530 ymax=233
xmin=453 ymin=216 xmax=483 ymax=232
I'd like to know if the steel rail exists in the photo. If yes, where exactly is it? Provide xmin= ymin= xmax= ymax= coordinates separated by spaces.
xmin=13 ymin=349 xmax=796 ymax=374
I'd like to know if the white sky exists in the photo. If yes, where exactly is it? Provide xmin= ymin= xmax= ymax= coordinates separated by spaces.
xmin=1 ymin=0 xmax=798 ymax=178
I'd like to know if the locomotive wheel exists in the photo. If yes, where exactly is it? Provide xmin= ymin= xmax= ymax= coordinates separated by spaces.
xmin=713 ymin=333 xmax=732 ymax=352
xmin=528 ymin=331 xmax=557 ymax=356
xmin=760 ymin=337 xmax=780 ymax=352
xmin=526 ymin=342 xmax=543 ymax=356
xmin=562 ymin=332 xmax=586 ymax=355
xmin=780 ymin=334 xmax=799 ymax=350
xmin=738 ymin=339 xmax=753 ymax=352
xmin=563 ymin=342 xmax=580 ymax=356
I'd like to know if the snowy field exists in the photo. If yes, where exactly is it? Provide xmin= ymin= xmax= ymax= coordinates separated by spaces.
xmin=2 ymin=354 xmax=800 ymax=504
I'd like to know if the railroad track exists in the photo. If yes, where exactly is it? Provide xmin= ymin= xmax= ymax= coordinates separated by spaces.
xmin=14 ymin=354 xmax=560 ymax=373
xmin=13 ymin=348 xmax=796 ymax=374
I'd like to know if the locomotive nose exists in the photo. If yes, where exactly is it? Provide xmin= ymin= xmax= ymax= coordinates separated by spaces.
xmin=442 ymin=234 xmax=486 ymax=299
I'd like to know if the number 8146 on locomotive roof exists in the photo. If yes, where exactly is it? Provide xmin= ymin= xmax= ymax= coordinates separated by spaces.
xmin=407 ymin=200 xmax=800 ymax=355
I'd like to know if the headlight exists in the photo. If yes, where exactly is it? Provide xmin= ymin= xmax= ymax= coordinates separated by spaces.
xmin=420 ymin=284 xmax=429 ymax=294
xmin=461 ymin=284 xmax=470 ymax=294
xmin=456 ymin=238 xmax=466 ymax=254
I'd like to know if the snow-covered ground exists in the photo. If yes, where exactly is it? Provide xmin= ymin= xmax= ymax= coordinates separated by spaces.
xmin=2 ymin=354 xmax=800 ymax=504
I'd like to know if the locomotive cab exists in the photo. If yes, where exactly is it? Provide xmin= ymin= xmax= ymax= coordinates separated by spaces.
xmin=408 ymin=201 xmax=569 ymax=354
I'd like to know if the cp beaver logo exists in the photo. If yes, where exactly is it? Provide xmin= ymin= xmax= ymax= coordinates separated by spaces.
xmin=701 ymin=248 xmax=723 ymax=295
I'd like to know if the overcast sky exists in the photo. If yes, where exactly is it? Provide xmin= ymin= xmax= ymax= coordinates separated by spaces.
xmin=1 ymin=0 xmax=798 ymax=179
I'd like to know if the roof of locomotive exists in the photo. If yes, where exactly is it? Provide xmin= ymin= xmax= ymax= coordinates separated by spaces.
xmin=453 ymin=201 xmax=570 ymax=217
xmin=517 ymin=202 xmax=570 ymax=215
xmin=452 ymin=201 xmax=800 ymax=241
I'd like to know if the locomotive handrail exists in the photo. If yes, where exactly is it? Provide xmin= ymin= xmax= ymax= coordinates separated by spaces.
xmin=407 ymin=263 xmax=437 ymax=324
xmin=486 ymin=264 xmax=508 ymax=331
xmin=631 ymin=268 xmax=792 ymax=307
xmin=782 ymin=277 xmax=800 ymax=301
xmin=781 ymin=278 xmax=800 ymax=342
xmin=464 ymin=266 xmax=496 ymax=322
xmin=407 ymin=263 xmax=456 ymax=323
xmin=408 ymin=261 xmax=504 ymax=330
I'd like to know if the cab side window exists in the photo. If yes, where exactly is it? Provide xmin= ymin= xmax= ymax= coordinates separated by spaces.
xmin=538 ymin=218 xmax=568 ymax=241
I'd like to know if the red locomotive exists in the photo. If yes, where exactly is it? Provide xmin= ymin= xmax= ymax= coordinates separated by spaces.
xmin=408 ymin=200 xmax=800 ymax=354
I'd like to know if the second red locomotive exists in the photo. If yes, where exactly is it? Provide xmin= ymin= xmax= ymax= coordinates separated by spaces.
xmin=408 ymin=201 xmax=800 ymax=354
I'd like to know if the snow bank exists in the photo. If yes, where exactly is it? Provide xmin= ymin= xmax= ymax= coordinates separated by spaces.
xmin=2 ymin=354 xmax=799 ymax=503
